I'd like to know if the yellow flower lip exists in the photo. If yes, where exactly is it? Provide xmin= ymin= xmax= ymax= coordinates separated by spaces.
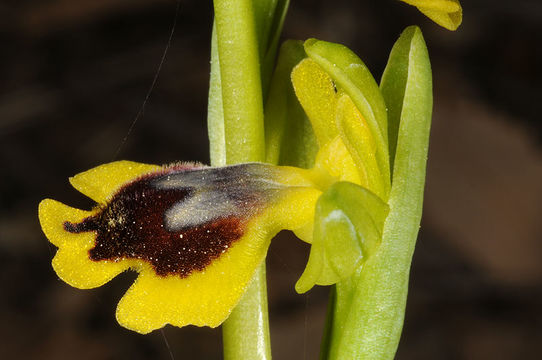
xmin=39 ymin=160 xmax=321 ymax=333
xmin=63 ymin=164 xmax=269 ymax=278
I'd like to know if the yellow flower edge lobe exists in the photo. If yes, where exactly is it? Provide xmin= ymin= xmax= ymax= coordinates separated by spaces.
xmin=40 ymin=161 xmax=164 ymax=288
xmin=39 ymin=199 xmax=131 ymax=289
xmin=69 ymin=160 xmax=161 ymax=203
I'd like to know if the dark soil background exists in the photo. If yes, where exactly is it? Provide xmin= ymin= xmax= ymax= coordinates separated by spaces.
xmin=1 ymin=0 xmax=541 ymax=359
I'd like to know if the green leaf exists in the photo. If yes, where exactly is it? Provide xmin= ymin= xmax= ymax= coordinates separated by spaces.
xmin=379 ymin=25 xmax=408 ymax=172
xmin=295 ymin=182 xmax=388 ymax=294
xmin=323 ymin=25 xmax=433 ymax=360
xmin=257 ymin=0 xmax=291 ymax=97
xmin=380 ymin=25 xmax=431 ymax=172
xmin=252 ymin=0 xmax=279 ymax=59
xmin=303 ymin=39 xmax=391 ymax=191
xmin=264 ymin=40 xmax=318 ymax=168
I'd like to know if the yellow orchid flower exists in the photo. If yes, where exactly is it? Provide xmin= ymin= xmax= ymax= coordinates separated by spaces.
xmin=400 ymin=0 xmax=463 ymax=30
xmin=38 ymin=56 xmax=378 ymax=332
xmin=38 ymin=39 xmax=395 ymax=336
xmin=39 ymin=160 xmax=326 ymax=333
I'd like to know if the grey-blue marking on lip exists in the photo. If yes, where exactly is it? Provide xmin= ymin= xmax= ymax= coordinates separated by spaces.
xmin=152 ymin=163 xmax=289 ymax=231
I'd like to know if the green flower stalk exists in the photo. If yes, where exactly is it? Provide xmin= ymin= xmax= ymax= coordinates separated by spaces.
xmin=210 ymin=1 xmax=290 ymax=358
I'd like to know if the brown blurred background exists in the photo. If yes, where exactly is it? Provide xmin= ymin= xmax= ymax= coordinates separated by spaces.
xmin=1 ymin=0 xmax=541 ymax=359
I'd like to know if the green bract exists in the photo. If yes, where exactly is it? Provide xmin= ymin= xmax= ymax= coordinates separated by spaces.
xmin=322 ymin=26 xmax=433 ymax=360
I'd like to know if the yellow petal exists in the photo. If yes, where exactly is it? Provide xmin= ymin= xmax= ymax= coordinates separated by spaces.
xmin=336 ymin=95 xmax=387 ymax=199
xmin=39 ymin=199 xmax=130 ymax=289
xmin=401 ymin=0 xmax=463 ymax=31
xmin=291 ymin=58 xmax=339 ymax=146
xmin=69 ymin=160 xmax=160 ymax=203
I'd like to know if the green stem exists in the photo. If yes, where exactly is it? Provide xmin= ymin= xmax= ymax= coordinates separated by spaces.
xmin=213 ymin=0 xmax=265 ymax=163
xmin=211 ymin=1 xmax=270 ymax=359
xmin=223 ymin=265 xmax=272 ymax=360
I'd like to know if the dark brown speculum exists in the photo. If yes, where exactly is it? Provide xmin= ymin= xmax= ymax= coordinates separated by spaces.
xmin=64 ymin=164 xmax=282 ymax=277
